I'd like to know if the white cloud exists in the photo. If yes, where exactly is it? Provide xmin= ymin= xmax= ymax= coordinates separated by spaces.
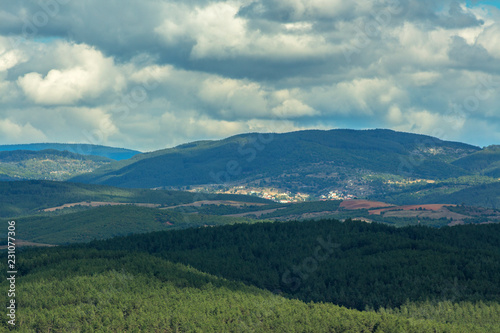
xmin=407 ymin=71 xmax=441 ymax=87
xmin=0 ymin=36 xmax=28 ymax=72
xmin=17 ymin=42 xmax=125 ymax=105
xmin=155 ymin=1 xmax=335 ymax=60
xmin=311 ymin=78 xmax=407 ymax=116
xmin=476 ymin=22 xmax=500 ymax=58
xmin=0 ymin=0 xmax=498 ymax=149
xmin=0 ymin=118 xmax=47 ymax=143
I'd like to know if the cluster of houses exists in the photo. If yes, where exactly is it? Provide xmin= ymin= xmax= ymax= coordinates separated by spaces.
xmin=319 ymin=191 xmax=355 ymax=201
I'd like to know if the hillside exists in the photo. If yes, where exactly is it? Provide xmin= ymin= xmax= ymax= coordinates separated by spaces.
xmin=4 ymin=247 xmax=498 ymax=332
xmin=452 ymin=145 xmax=500 ymax=177
xmin=91 ymin=219 xmax=500 ymax=311
xmin=71 ymin=129 xmax=479 ymax=192
xmin=0 ymin=149 xmax=112 ymax=181
xmin=7 ymin=205 xmax=254 ymax=244
xmin=0 ymin=143 xmax=141 ymax=161
xmin=0 ymin=180 xmax=271 ymax=218
xmin=370 ymin=177 xmax=500 ymax=209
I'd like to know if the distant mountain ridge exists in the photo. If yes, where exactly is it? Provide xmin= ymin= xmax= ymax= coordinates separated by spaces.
xmin=0 ymin=149 xmax=113 ymax=182
xmin=0 ymin=143 xmax=141 ymax=161
xmin=70 ymin=129 xmax=481 ymax=190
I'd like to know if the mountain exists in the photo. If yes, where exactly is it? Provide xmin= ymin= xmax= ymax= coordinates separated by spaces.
xmin=70 ymin=129 xmax=479 ymax=190
xmin=0 ymin=143 xmax=141 ymax=161
xmin=451 ymin=145 xmax=500 ymax=177
xmin=420 ymin=182 xmax=500 ymax=209
xmin=0 ymin=149 xmax=112 ymax=181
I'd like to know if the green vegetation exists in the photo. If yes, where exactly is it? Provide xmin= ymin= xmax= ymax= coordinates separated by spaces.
xmin=2 ymin=220 xmax=500 ymax=332
xmin=260 ymin=200 xmax=342 ymax=219
xmin=452 ymin=145 xmax=500 ymax=176
xmin=373 ymin=180 xmax=500 ymax=209
xmin=70 ymin=129 xmax=479 ymax=188
xmin=0 ymin=180 xmax=271 ymax=218
xmin=0 ymin=150 xmax=112 ymax=181
xmin=4 ymin=249 xmax=499 ymax=332
xmin=177 ymin=200 xmax=343 ymax=220
xmin=87 ymin=219 xmax=500 ymax=311
xmin=175 ymin=202 xmax=283 ymax=215
xmin=5 ymin=205 xmax=254 ymax=244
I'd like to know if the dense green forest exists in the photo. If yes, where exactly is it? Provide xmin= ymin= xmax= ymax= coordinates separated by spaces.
xmin=2 ymin=223 xmax=500 ymax=332
xmin=82 ymin=219 xmax=500 ymax=311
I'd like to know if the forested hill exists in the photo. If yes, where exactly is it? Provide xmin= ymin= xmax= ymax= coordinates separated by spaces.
xmin=0 ymin=180 xmax=271 ymax=218
xmin=3 ymin=219 xmax=500 ymax=331
xmin=0 ymin=143 xmax=141 ymax=161
xmin=0 ymin=150 xmax=112 ymax=182
xmin=70 ymin=129 xmax=480 ymax=188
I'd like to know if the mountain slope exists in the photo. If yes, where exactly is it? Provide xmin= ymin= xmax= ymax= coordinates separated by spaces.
xmin=0 ymin=143 xmax=141 ymax=161
xmin=71 ymin=129 xmax=479 ymax=189
xmin=85 ymin=219 xmax=500 ymax=310
xmin=452 ymin=145 xmax=500 ymax=177
xmin=5 ymin=247 xmax=495 ymax=332
xmin=0 ymin=149 xmax=112 ymax=181
xmin=420 ymin=182 xmax=500 ymax=209
xmin=0 ymin=180 xmax=271 ymax=218
xmin=10 ymin=205 xmax=254 ymax=244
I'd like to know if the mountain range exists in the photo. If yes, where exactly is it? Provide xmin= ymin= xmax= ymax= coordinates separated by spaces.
xmin=71 ymin=129 xmax=483 ymax=188
xmin=2 ymin=129 xmax=499 ymax=207
xmin=0 ymin=143 xmax=141 ymax=161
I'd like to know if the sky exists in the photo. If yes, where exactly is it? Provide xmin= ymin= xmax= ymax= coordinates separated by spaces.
xmin=0 ymin=0 xmax=499 ymax=152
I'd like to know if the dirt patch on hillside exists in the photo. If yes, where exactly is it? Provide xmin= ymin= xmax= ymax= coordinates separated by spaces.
xmin=0 ymin=240 xmax=56 ymax=249
xmin=340 ymin=200 xmax=394 ymax=210
xmin=43 ymin=201 xmax=161 ymax=212
xmin=369 ymin=204 xmax=456 ymax=215
xmin=164 ymin=201 xmax=267 ymax=209
xmin=225 ymin=208 xmax=285 ymax=218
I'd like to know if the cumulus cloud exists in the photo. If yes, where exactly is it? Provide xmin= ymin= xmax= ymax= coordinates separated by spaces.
xmin=17 ymin=42 xmax=125 ymax=105
xmin=155 ymin=1 xmax=336 ymax=61
xmin=0 ymin=0 xmax=499 ymax=150
xmin=0 ymin=118 xmax=47 ymax=144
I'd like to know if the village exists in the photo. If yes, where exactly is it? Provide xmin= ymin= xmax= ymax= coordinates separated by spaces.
xmin=186 ymin=185 xmax=356 ymax=203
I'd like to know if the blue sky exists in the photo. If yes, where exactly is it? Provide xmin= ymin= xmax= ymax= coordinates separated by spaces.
xmin=0 ymin=0 xmax=499 ymax=151
xmin=468 ymin=0 xmax=500 ymax=8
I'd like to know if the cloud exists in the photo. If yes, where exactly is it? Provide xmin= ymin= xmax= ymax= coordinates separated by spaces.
xmin=0 ymin=118 xmax=47 ymax=144
xmin=155 ymin=1 xmax=336 ymax=62
xmin=0 ymin=0 xmax=498 ymax=150
xmin=17 ymin=42 xmax=125 ymax=105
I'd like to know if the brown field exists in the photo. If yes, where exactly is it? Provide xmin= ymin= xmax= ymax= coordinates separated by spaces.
xmin=225 ymin=208 xmax=284 ymax=218
xmin=43 ymin=201 xmax=161 ymax=212
xmin=164 ymin=200 xmax=267 ymax=209
xmin=340 ymin=200 xmax=394 ymax=210
xmin=369 ymin=204 xmax=456 ymax=215
xmin=0 ymin=240 xmax=56 ymax=249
